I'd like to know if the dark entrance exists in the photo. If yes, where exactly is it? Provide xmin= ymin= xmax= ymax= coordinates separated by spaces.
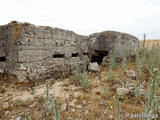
xmin=0 ymin=56 xmax=6 ymax=62
xmin=72 ymin=53 xmax=79 ymax=57
xmin=53 ymin=54 xmax=64 ymax=58
xmin=91 ymin=51 xmax=108 ymax=64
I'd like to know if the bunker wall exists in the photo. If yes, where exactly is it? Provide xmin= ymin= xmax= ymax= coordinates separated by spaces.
xmin=0 ymin=24 xmax=18 ymax=71
xmin=10 ymin=22 xmax=90 ymax=81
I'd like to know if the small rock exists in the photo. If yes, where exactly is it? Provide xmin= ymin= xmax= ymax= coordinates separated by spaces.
xmin=5 ymin=111 xmax=10 ymax=115
xmin=71 ymin=109 xmax=75 ymax=112
xmin=100 ymin=100 xmax=105 ymax=105
xmin=29 ymin=102 xmax=38 ymax=108
xmin=153 ymin=67 xmax=159 ymax=72
xmin=19 ymin=64 xmax=27 ymax=70
xmin=139 ymin=89 xmax=147 ymax=96
xmin=110 ymin=106 xmax=113 ymax=109
xmin=2 ymin=102 xmax=9 ymax=109
xmin=116 ymin=88 xmax=129 ymax=96
xmin=60 ymin=103 xmax=67 ymax=111
xmin=109 ymin=115 xmax=114 ymax=118
xmin=15 ymin=116 xmax=21 ymax=120
xmin=71 ymin=87 xmax=77 ymax=91
xmin=82 ymin=100 xmax=86 ymax=106
xmin=85 ymin=110 xmax=89 ymax=114
xmin=88 ymin=62 xmax=100 ymax=72
xmin=103 ymin=109 xmax=107 ymax=114
xmin=94 ymin=76 xmax=99 ymax=80
xmin=125 ymin=70 xmax=136 ymax=79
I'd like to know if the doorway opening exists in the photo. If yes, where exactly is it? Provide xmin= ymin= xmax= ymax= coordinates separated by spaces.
xmin=91 ymin=51 xmax=108 ymax=64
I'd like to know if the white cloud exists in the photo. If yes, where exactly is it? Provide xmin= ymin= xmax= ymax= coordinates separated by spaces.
xmin=0 ymin=0 xmax=160 ymax=39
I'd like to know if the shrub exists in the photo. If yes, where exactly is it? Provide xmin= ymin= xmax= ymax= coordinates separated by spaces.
xmin=53 ymin=99 xmax=59 ymax=120
xmin=115 ymin=93 xmax=121 ymax=120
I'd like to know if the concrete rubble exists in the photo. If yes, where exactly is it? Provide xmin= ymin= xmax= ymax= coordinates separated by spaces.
xmin=88 ymin=62 xmax=100 ymax=72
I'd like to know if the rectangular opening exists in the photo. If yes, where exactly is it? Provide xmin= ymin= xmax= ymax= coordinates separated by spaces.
xmin=53 ymin=54 xmax=64 ymax=58
xmin=0 ymin=56 xmax=6 ymax=62
xmin=72 ymin=53 xmax=79 ymax=57
xmin=83 ymin=52 xmax=88 ymax=55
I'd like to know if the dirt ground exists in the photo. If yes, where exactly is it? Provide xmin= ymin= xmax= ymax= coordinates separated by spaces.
xmin=0 ymin=40 xmax=160 ymax=120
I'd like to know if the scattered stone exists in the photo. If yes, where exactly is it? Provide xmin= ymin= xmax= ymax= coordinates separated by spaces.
xmin=5 ymin=111 xmax=10 ymax=115
xmin=100 ymin=100 xmax=105 ymax=105
xmin=110 ymin=106 xmax=113 ymax=109
xmin=153 ymin=67 xmax=159 ymax=72
xmin=18 ymin=64 xmax=27 ymax=70
xmin=103 ymin=109 xmax=107 ymax=114
xmin=60 ymin=103 xmax=67 ymax=111
xmin=94 ymin=76 xmax=99 ymax=80
xmin=125 ymin=70 xmax=136 ymax=79
xmin=2 ymin=102 xmax=9 ymax=109
xmin=82 ymin=100 xmax=87 ymax=107
xmin=109 ymin=115 xmax=114 ymax=119
xmin=82 ymin=100 xmax=86 ymax=105
xmin=139 ymin=89 xmax=147 ymax=96
xmin=71 ymin=109 xmax=75 ymax=112
xmin=88 ymin=62 xmax=100 ymax=72
xmin=116 ymin=88 xmax=130 ymax=97
xmin=85 ymin=110 xmax=89 ymax=114
xmin=15 ymin=116 xmax=21 ymax=120
xmin=29 ymin=102 xmax=38 ymax=108
xmin=71 ymin=86 xmax=77 ymax=91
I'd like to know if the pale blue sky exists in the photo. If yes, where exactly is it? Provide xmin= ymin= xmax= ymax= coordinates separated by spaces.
xmin=1 ymin=0 xmax=160 ymax=40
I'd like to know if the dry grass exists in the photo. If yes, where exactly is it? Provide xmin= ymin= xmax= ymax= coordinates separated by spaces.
xmin=139 ymin=39 xmax=160 ymax=48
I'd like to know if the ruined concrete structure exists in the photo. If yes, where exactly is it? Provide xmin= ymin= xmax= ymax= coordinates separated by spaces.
xmin=0 ymin=21 xmax=139 ymax=82
xmin=89 ymin=31 xmax=139 ymax=64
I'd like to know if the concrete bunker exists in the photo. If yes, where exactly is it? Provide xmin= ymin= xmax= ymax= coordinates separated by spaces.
xmin=0 ymin=21 xmax=139 ymax=82
xmin=89 ymin=31 xmax=139 ymax=65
